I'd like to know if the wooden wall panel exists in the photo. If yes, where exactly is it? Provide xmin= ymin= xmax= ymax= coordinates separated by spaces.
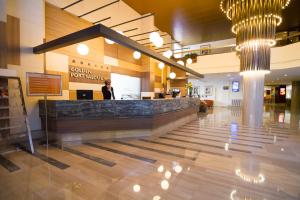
xmin=0 ymin=21 xmax=6 ymax=68
xmin=111 ymin=66 xmax=142 ymax=77
xmin=45 ymin=3 xmax=104 ymax=65
xmin=69 ymin=90 xmax=76 ymax=100
xmin=6 ymin=15 xmax=20 ymax=65
xmin=104 ymin=42 xmax=142 ymax=66
xmin=93 ymin=91 xmax=103 ymax=100
xmin=117 ymin=45 xmax=142 ymax=66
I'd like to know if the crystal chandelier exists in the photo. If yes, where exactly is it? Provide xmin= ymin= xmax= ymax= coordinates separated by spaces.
xmin=220 ymin=0 xmax=291 ymax=73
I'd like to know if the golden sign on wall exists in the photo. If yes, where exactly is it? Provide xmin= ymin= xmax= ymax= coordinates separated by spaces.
xmin=69 ymin=65 xmax=103 ymax=84
xmin=68 ymin=58 xmax=110 ymax=84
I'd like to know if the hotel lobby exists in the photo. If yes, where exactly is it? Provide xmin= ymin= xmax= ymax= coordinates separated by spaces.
xmin=0 ymin=0 xmax=300 ymax=199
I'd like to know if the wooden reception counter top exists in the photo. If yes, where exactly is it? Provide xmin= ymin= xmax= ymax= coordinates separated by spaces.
xmin=39 ymin=98 xmax=200 ymax=141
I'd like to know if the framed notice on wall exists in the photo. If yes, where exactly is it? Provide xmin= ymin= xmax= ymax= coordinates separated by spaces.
xmin=26 ymin=72 xmax=62 ymax=96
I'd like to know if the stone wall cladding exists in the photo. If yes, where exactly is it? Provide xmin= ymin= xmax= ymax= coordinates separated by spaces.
xmin=39 ymin=98 xmax=200 ymax=119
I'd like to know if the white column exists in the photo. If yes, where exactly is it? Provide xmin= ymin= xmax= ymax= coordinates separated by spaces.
xmin=242 ymin=72 xmax=265 ymax=128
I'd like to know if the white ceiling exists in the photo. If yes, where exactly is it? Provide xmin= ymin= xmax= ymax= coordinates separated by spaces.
xmin=190 ymin=66 xmax=300 ymax=85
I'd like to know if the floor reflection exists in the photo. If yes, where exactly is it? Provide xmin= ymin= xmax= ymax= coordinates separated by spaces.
xmin=0 ymin=105 xmax=300 ymax=199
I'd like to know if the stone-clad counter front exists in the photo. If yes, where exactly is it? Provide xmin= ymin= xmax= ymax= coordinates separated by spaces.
xmin=39 ymin=98 xmax=200 ymax=141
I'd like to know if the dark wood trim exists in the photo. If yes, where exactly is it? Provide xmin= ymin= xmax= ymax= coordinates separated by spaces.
xmin=33 ymin=24 xmax=204 ymax=78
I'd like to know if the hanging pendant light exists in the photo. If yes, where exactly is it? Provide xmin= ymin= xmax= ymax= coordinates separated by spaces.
xmin=154 ymin=36 xmax=164 ymax=48
xmin=220 ymin=0 xmax=292 ymax=74
xmin=150 ymin=32 xmax=160 ymax=43
xmin=186 ymin=58 xmax=193 ymax=65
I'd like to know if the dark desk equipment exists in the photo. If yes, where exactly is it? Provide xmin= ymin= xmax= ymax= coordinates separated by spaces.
xmin=172 ymin=88 xmax=180 ymax=98
xmin=77 ymin=90 xmax=93 ymax=100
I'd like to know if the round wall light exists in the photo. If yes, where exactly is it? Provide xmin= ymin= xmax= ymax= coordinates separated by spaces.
xmin=133 ymin=51 xmax=141 ymax=59
xmin=186 ymin=58 xmax=193 ymax=64
xmin=169 ymin=72 xmax=176 ymax=79
xmin=76 ymin=44 xmax=89 ymax=56
xmin=177 ymin=60 xmax=184 ymax=66
xmin=158 ymin=62 xmax=165 ymax=69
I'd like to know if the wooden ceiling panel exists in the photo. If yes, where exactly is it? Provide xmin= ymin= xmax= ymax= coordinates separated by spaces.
xmin=123 ymin=0 xmax=300 ymax=45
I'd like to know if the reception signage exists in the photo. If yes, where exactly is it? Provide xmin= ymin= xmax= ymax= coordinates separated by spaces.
xmin=26 ymin=72 xmax=62 ymax=96
xmin=69 ymin=65 xmax=108 ymax=84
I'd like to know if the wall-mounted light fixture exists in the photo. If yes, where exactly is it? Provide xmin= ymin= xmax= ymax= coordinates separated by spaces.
xmin=158 ymin=62 xmax=165 ymax=69
xmin=169 ymin=72 xmax=176 ymax=79
xmin=133 ymin=51 xmax=141 ymax=59
xmin=76 ymin=43 xmax=89 ymax=55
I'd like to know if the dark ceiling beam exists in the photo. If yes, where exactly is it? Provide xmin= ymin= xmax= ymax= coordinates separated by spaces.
xmin=154 ymin=46 xmax=172 ymax=51
xmin=93 ymin=17 xmax=111 ymax=25
xmin=128 ymin=30 xmax=159 ymax=38
xmin=156 ymin=47 xmax=190 ymax=53
xmin=62 ymin=0 xmax=83 ymax=10
xmin=123 ymin=28 xmax=138 ymax=33
xmin=78 ymin=0 xmax=119 ymax=18
xmin=32 ymin=24 xmax=203 ymax=78
xmin=151 ymin=41 xmax=179 ymax=47
xmin=109 ymin=13 xmax=154 ymax=28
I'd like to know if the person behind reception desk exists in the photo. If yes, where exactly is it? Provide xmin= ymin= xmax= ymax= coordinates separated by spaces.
xmin=102 ymin=79 xmax=115 ymax=100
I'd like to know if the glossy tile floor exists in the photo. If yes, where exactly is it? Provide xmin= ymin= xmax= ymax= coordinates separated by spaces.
xmin=1 ymin=106 xmax=300 ymax=200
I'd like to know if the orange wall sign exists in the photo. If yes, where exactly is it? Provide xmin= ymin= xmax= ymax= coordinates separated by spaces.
xmin=26 ymin=72 xmax=62 ymax=96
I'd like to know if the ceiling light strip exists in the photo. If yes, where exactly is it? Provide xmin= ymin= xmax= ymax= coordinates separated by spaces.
xmin=109 ymin=13 xmax=154 ymax=28
xmin=78 ymin=0 xmax=120 ymax=18
xmin=62 ymin=0 xmax=83 ymax=10
xmin=123 ymin=28 xmax=138 ymax=33
xmin=93 ymin=17 xmax=111 ymax=25
xmin=128 ymin=30 xmax=159 ymax=38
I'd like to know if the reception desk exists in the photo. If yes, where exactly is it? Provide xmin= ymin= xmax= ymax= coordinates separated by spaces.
xmin=39 ymin=98 xmax=200 ymax=141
